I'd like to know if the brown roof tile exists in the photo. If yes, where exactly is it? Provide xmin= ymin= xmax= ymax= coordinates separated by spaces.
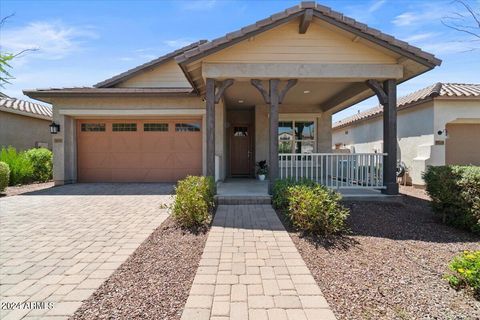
xmin=333 ymin=83 xmax=480 ymax=129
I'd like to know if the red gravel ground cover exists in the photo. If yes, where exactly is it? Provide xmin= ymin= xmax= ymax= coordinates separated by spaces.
xmin=282 ymin=195 xmax=480 ymax=319
xmin=71 ymin=217 xmax=208 ymax=320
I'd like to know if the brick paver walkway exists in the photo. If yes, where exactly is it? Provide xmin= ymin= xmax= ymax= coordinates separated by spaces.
xmin=0 ymin=183 xmax=172 ymax=320
xmin=182 ymin=204 xmax=336 ymax=320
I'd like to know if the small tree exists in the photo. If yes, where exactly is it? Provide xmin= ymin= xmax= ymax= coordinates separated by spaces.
xmin=442 ymin=0 xmax=480 ymax=50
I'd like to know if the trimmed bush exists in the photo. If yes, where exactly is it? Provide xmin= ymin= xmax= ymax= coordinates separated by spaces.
xmin=445 ymin=250 xmax=480 ymax=300
xmin=273 ymin=179 xmax=349 ymax=235
xmin=423 ymin=166 xmax=480 ymax=233
xmin=0 ymin=161 xmax=9 ymax=192
xmin=25 ymin=148 xmax=53 ymax=182
xmin=0 ymin=147 xmax=34 ymax=185
xmin=172 ymin=176 xmax=215 ymax=228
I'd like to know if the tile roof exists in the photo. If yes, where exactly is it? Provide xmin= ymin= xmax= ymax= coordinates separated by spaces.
xmin=175 ymin=1 xmax=441 ymax=67
xmin=333 ymin=83 xmax=480 ymax=129
xmin=25 ymin=87 xmax=195 ymax=94
xmin=0 ymin=97 xmax=52 ymax=120
xmin=94 ymin=40 xmax=208 ymax=88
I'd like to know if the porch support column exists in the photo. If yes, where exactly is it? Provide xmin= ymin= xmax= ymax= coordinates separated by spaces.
xmin=366 ymin=79 xmax=398 ymax=195
xmin=206 ymin=78 xmax=234 ymax=178
xmin=206 ymin=78 xmax=215 ymax=177
xmin=251 ymin=79 xmax=297 ymax=193
xmin=269 ymin=79 xmax=280 ymax=193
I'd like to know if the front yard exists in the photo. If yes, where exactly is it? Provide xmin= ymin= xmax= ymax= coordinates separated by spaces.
xmin=282 ymin=195 xmax=480 ymax=319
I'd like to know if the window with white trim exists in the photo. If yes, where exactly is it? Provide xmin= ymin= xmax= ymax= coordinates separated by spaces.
xmin=278 ymin=120 xmax=315 ymax=153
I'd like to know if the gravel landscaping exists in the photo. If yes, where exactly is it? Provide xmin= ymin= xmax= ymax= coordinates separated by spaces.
xmin=280 ymin=196 xmax=480 ymax=319
xmin=1 ymin=181 xmax=54 ymax=196
xmin=71 ymin=217 xmax=209 ymax=320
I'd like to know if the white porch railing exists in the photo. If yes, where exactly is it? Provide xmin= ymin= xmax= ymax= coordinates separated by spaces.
xmin=279 ymin=153 xmax=386 ymax=189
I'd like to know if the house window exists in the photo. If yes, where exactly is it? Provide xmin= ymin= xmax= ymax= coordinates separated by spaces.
xmin=112 ymin=123 xmax=137 ymax=131
xmin=234 ymin=127 xmax=248 ymax=137
xmin=81 ymin=123 xmax=106 ymax=132
xmin=278 ymin=120 xmax=315 ymax=153
xmin=175 ymin=123 xmax=200 ymax=132
xmin=144 ymin=123 xmax=168 ymax=132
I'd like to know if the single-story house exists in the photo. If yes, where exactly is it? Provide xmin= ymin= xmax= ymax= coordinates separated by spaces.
xmin=332 ymin=83 xmax=480 ymax=186
xmin=24 ymin=2 xmax=442 ymax=195
xmin=0 ymin=94 xmax=53 ymax=150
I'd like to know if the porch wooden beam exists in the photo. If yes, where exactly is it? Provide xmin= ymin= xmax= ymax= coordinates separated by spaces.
xmin=278 ymin=79 xmax=298 ymax=104
xmin=251 ymin=79 xmax=270 ymax=104
xmin=299 ymin=9 xmax=313 ymax=34
xmin=269 ymin=79 xmax=280 ymax=194
xmin=214 ymin=79 xmax=234 ymax=103
xmin=203 ymin=63 xmax=403 ymax=80
xmin=382 ymin=79 xmax=399 ymax=195
xmin=206 ymin=78 xmax=215 ymax=177
xmin=366 ymin=79 xmax=388 ymax=105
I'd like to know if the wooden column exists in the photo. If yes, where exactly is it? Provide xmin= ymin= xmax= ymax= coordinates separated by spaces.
xmin=366 ymin=79 xmax=398 ymax=195
xmin=206 ymin=78 xmax=215 ymax=177
xmin=251 ymin=79 xmax=297 ymax=193
xmin=269 ymin=79 xmax=280 ymax=193
xmin=383 ymin=79 xmax=398 ymax=195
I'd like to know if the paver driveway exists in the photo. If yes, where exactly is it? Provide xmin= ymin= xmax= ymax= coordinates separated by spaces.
xmin=0 ymin=183 xmax=173 ymax=320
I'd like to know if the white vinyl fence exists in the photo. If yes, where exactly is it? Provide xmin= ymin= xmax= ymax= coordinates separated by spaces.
xmin=279 ymin=153 xmax=385 ymax=189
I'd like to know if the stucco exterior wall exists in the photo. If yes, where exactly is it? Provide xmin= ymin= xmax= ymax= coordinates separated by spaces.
xmin=0 ymin=111 xmax=51 ymax=151
xmin=116 ymin=60 xmax=191 ymax=88
xmin=332 ymin=101 xmax=434 ymax=185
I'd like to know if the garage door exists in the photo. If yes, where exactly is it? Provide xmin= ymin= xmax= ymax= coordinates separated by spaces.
xmin=77 ymin=119 xmax=202 ymax=182
xmin=446 ymin=123 xmax=480 ymax=166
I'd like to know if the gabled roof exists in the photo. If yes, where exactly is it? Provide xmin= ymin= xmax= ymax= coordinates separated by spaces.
xmin=94 ymin=40 xmax=207 ymax=88
xmin=175 ymin=1 xmax=441 ymax=67
xmin=333 ymin=83 xmax=480 ymax=129
xmin=0 ymin=97 xmax=52 ymax=120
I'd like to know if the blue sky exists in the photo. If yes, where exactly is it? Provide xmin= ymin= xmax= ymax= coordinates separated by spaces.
xmin=1 ymin=0 xmax=479 ymax=121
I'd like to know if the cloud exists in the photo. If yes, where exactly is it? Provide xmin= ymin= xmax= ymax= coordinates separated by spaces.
xmin=392 ymin=4 xmax=445 ymax=27
xmin=164 ymin=39 xmax=194 ymax=49
xmin=368 ymin=0 xmax=386 ymax=13
xmin=1 ymin=21 xmax=98 ymax=62
xmin=402 ymin=32 xmax=437 ymax=43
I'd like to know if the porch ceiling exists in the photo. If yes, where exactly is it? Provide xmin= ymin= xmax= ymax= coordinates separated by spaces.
xmin=223 ymin=79 xmax=354 ymax=109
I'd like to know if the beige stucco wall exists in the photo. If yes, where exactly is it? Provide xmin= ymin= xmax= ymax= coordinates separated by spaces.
xmin=332 ymin=101 xmax=435 ymax=185
xmin=0 ymin=111 xmax=51 ymax=151
xmin=116 ymin=60 xmax=191 ymax=88
xmin=255 ymin=104 xmax=330 ymax=166
xmin=204 ymin=19 xmax=396 ymax=64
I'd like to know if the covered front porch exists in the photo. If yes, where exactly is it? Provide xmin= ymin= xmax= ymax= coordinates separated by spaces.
xmin=174 ymin=2 xmax=440 ymax=195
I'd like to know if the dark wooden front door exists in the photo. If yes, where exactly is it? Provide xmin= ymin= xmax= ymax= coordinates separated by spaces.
xmin=230 ymin=125 xmax=253 ymax=176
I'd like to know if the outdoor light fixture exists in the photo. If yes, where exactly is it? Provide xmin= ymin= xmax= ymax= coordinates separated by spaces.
xmin=437 ymin=129 xmax=447 ymax=136
xmin=49 ymin=122 xmax=60 ymax=134
xmin=303 ymin=90 xmax=310 ymax=94
xmin=238 ymin=99 xmax=244 ymax=104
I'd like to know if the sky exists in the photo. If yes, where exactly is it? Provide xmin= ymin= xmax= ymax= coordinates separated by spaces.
xmin=1 ymin=0 xmax=479 ymax=122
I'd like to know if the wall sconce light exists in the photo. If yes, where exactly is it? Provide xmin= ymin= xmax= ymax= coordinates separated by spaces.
xmin=437 ymin=129 xmax=447 ymax=136
xmin=49 ymin=122 xmax=60 ymax=134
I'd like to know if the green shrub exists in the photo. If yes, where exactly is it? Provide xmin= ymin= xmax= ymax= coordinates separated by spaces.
xmin=445 ymin=250 xmax=480 ymax=299
xmin=286 ymin=183 xmax=349 ymax=235
xmin=0 ymin=161 xmax=9 ymax=192
xmin=0 ymin=147 xmax=34 ymax=185
xmin=272 ymin=178 xmax=316 ymax=210
xmin=172 ymin=175 xmax=215 ymax=228
xmin=25 ymin=148 xmax=53 ymax=182
xmin=423 ymin=166 xmax=480 ymax=233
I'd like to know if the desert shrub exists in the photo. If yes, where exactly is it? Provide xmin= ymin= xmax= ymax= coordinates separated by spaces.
xmin=272 ymin=178 xmax=316 ymax=210
xmin=0 ymin=147 xmax=34 ymax=185
xmin=25 ymin=148 xmax=53 ymax=182
xmin=445 ymin=250 xmax=480 ymax=300
xmin=0 ymin=161 xmax=9 ymax=192
xmin=286 ymin=183 xmax=349 ymax=235
xmin=172 ymin=175 xmax=215 ymax=228
xmin=423 ymin=166 xmax=480 ymax=233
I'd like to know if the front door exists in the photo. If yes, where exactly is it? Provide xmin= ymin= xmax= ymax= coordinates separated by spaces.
xmin=230 ymin=125 xmax=253 ymax=176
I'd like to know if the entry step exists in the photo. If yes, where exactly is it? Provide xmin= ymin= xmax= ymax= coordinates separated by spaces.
xmin=215 ymin=195 xmax=272 ymax=205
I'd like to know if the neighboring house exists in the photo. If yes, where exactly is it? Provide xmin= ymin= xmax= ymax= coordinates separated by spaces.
xmin=332 ymin=83 xmax=480 ymax=186
xmin=0 ymin=94 xmax=53 ymax=150
xmin=24 ymin=2 xmax=441 ymax=195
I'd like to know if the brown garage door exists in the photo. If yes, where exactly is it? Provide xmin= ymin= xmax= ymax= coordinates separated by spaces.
xmin=446 ymin=123 xmax=480 ymax=166
xmin=77 ymin=119 xmax=202 ymax=182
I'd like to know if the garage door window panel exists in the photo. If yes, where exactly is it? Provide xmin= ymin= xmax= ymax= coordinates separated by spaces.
xmin=81 ymin=123 xmax=106 ymax=132
xmin=113 ymin=123 xmax=137 ymax=132
xmin=144 ymin=123 xmax=169 ymax=132
xmin=175 ymin=123 xmax=201 ymax=132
